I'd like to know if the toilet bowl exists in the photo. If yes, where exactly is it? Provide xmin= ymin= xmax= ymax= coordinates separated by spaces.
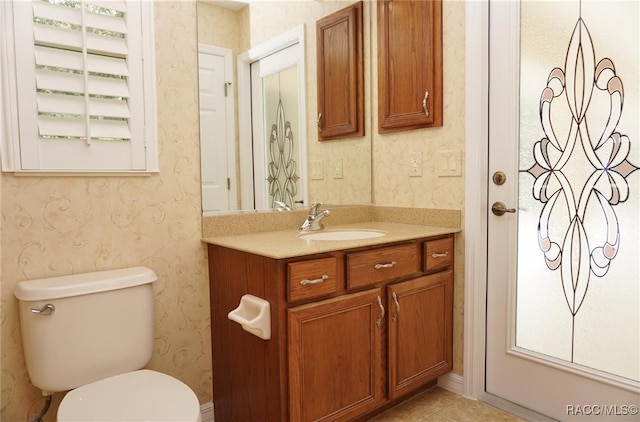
xmin=58 ymin=370 xmax=201 ymax=422
xmin=13 ymin=267 xmax=201 ymax=422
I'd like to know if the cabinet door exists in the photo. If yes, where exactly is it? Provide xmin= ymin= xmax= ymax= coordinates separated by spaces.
xmin=387 ymin=271 xmax=453 ymax=399
xmin=288 ymin=288 xmax=384 ymax=421
xmin=377 ymin=0 xmax=443 ymax=133
xmin=316 ymin=1 xmax=364 ymax=140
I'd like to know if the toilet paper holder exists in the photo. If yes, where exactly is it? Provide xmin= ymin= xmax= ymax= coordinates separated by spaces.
xmin=227 ymin=294 xmax=271 ymax=340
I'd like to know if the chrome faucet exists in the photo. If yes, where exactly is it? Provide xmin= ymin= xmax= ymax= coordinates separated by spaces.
xmin=299 ymin=203 xmax=331 ymax=232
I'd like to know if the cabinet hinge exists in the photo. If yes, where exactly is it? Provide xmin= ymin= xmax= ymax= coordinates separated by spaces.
xmin=224 ymin=82 xmax=232 ymax=97
xmin=227 ymin=177 xmax=231 ymax=190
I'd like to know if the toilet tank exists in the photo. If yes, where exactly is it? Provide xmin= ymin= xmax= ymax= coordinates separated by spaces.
xmin=14 ymin=267 xmax=157 ymax=394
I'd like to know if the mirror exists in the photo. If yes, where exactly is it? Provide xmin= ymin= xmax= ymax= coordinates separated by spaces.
xmin=197 ymin=0 xmax=373 ymax=215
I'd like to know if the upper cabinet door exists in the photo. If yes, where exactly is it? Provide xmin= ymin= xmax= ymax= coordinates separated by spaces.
xmin=316 ymin=1 xmax=364 ymax=140
xmin=377 ymin=0 xmax=443 ymax=133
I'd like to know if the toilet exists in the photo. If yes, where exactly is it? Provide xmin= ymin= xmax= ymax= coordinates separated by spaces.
xmin=14 ymin=266 xmax=202 ymax=422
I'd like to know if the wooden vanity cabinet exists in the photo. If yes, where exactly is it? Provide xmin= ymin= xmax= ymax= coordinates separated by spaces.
xmin=208 ymin=245 xmax=289 ymax=422
xmin=377 ymin=0 xmax=443 ymax=133
xmin=207 ymin=234 xmax=454 ymax=422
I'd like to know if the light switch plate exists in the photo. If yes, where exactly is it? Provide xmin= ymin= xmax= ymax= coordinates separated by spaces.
xmin=438 ymin=150 xmax=462 ymax=177
xmin=311 ymin=160 xmax=324 ymax=180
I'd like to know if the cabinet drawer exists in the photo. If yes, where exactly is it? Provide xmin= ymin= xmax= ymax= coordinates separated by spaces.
xmin=423 ymin=237 xmax=454 ymax=271
xmin=347 ymin=243 xmax=419 ymax=289
xmin=288 ymin=257 xmax=340 ymax=302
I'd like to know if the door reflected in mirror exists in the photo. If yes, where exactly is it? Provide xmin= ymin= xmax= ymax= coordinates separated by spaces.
xmin=252 ymin=49 xmax=306 ymax=210
xmin=198 ymin=44 xmax=236 ymax=214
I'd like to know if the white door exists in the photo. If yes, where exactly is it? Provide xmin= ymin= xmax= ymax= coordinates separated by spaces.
xmin=250 ymin=43 xmax=306 ymax=210
xmin=486 ymin=1 xmax=639 ymax=420
xmin=198 ymin=45 xmax=236 ymax=214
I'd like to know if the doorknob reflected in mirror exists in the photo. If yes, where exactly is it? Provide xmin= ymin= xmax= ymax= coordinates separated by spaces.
xmin=491 ymin=201 xmax=516 ymax=216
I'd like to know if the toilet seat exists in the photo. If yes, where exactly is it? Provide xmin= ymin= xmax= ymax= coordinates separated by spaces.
xmin=57 ymin=369 xmax=202 ymax=422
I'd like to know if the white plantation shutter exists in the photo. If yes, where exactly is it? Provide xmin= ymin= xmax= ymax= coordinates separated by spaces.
xmin=2 ymin=0 xmax=157 ymax=172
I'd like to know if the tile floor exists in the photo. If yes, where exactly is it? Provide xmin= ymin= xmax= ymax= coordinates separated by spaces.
xmin=368 ymin=387 xmax=527 ymax=422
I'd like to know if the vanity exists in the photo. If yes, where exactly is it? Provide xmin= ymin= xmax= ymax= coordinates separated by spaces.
xmin=203 ymin=208 xmax=459 ymax=422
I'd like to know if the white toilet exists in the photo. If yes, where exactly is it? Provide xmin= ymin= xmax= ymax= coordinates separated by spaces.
xmin=14 ymin=266 xmax=202 ymax=422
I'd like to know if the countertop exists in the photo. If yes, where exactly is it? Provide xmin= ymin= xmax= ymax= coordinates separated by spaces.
xmin=202 ymin=221 xmax=460 ymax=259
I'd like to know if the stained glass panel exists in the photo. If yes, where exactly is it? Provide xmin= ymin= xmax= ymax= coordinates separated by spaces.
xmin=516 ymin=0 xmax=639 ymax=383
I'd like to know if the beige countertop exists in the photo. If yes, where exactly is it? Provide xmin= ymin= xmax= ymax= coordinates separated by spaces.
xmin=202 ymin=221 xmax=460 ymax=259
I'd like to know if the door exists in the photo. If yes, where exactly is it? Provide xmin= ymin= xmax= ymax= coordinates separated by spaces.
xmin=198 ymin=44 xmax=236 ymax=214
xmin=250 ymin=43 xmax=305 ymax=210
xmin=486 ymin=1 xmax=639 ymax=420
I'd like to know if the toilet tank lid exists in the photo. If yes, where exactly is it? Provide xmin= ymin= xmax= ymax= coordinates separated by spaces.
xmin=14 ymin=266 xmax=157 ymax=301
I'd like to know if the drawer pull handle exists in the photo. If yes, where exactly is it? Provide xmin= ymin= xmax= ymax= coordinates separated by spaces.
xmin=431 ymin=252 xmax=449 ymax=259
xmin=391 ymin=291 xmax=400 ymax=322
xmin=300 ymin=275 xmax=329 ymax=286
xmin=376 ymin=295 xmax=385 ymax=327
xmin=374 ymin=261 xmax=396 ymax=270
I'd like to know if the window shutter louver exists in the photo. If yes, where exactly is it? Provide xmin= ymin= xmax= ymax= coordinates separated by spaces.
xmin=2 ymin=0 xmax=155 ymax=172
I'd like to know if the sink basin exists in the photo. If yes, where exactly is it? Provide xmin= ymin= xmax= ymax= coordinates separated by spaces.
xmin=299 ymin=230 xmax=386 ymax=241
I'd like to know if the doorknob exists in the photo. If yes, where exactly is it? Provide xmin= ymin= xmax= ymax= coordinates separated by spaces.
xmin=491 ymin=201 xmax=516 ymax=216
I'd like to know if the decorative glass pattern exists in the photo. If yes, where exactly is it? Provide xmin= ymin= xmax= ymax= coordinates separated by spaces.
xmin=262 ymin=66 xmax=300 ymax=210
xmin=267 ymin=97 xmax=299 ymax=209
xmin=517 ymin=0 xmax=639 ymax=382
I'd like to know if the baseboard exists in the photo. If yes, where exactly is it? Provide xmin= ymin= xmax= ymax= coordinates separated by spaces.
xmin=437 ymin=372 xmax=464 ymax=396
xmin=201 ymin=401 xmax=214 ymax=422
xmin=480 ymin=392 xmax=557 ymax=421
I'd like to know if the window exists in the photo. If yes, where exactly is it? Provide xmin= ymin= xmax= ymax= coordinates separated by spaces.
xmin=1 ymin=0 xmax=157 ymax=173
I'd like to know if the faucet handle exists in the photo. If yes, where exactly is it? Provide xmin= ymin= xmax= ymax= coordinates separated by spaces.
xmin=309 ymin=202 xmax=324 ymax=216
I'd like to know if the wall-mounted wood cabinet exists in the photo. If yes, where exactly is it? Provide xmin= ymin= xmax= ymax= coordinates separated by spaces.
xmin=316 ymin=1 xmax=364 ymax=140
xmin=377 ymin=0 xmax=443 ymax=133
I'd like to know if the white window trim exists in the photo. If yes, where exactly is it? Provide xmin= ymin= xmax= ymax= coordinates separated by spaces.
xmin=0 ymin=0 xmax=158 ymax=174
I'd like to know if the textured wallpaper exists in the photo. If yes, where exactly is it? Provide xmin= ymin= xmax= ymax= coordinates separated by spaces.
xmin=0 ymin=2 xmax=212 ymax=420
xmin=371 ymin=0 xmax=467 ymax=374
xmin=1 ymin=1 xmax=468 ymax=420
